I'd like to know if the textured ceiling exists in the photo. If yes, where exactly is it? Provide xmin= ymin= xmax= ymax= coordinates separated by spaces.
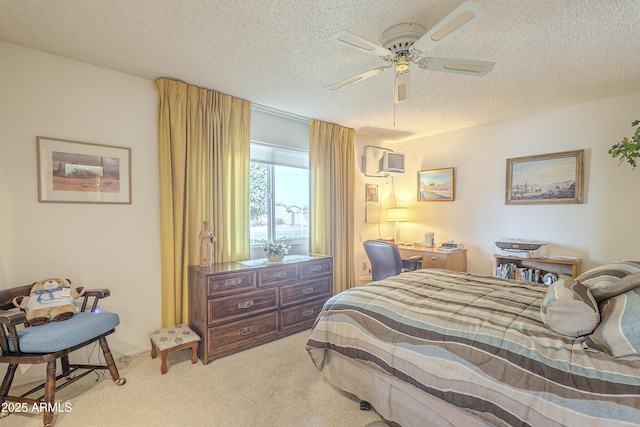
xmin=1 ymin=0 xmax=639 ymax=142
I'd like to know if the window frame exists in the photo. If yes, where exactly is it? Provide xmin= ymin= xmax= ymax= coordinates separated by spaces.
xmin=249 ymin=155 xmax=309 ymax=248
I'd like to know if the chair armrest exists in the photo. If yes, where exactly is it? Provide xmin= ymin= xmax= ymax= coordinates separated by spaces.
xmin=81 ymin=288 xmax=111 ymax=299
xmin=0 ymin=309 xmax=28 ymax=354
xmin=0 ymin=309 xmax=27 ymax=326
xmin=403 ymin=256 xmax=423 ymax=272
xmin=79 ymin=288 xmax=111 ymax=312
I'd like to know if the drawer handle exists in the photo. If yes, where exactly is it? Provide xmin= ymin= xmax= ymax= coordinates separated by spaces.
xmin=224 ymin=278 xmax=242 ymax=287
xmin=302 ymin=309 xmax=314 ymax=317
xmin=302 ymin=287 xmax=314 ymax=295
xmin=431 ymin=256 xmax=437 ymax=260
xmin=237 ymin=300 xmax=254 ymax=309
xmin=273 ymin=271 xmax=287 ymax=278
xmin=310 ymin=265 xmax=322 ymax=272
xmin=238 ymin=326 xmax=253 ymax=336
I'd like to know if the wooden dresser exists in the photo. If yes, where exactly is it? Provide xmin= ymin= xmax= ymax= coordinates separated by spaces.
xmin=397 ymin=245 xmax=467 ymax=272
xmin=188 ymin=254 xmax=332 ymax=364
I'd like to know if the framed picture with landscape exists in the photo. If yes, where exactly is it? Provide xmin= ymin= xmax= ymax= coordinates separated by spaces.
xmin=505 ymin=149 xmax=584 ymax=205
xmin=417 ymin=167 xmax=455 ymax=201
xmin=37 ymin=136 xmax=132 ymax=204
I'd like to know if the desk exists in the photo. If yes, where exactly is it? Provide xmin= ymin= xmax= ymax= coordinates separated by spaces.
xmin=397 ymin=245 xmax=467 ymax=272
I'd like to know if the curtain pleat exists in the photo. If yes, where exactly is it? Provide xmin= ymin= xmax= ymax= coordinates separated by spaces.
xmin=213 ymin=95 xmax=251 ymax=263
xmin=309 ymin=120 xmax=356 ymax=294
xmin=155 ymin=78 xmax=251 ymax=326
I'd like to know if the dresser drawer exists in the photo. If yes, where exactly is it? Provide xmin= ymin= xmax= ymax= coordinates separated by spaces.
xmin=280 ymin=277 xmax=332 ymax=307
xmin=258 ymin=264 xmax=298 ymax=287
xmin=208 ymin=311 xmax=278 ymax=351
xmin=208 ymin=271 xmax=256 ymax=297
xmin=280 ymin=298 xmax=327 ymax=331
xmin=422 ymin=253 xmax=447 ymax=268
xmin=208 ymin=288 xmax=278 ymax=324
xmin=300 ymin=259 xmax=332 ymax=279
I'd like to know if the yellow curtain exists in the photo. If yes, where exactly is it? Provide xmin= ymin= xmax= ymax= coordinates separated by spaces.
xmin=155 ymin=78 xmax=251 ymax=326
xmin=309 ymin=119 xmax=356 ymax=294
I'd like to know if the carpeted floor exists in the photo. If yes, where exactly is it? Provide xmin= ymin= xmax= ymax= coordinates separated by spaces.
xmin=6 ymin=331 xmax=389 ymax=426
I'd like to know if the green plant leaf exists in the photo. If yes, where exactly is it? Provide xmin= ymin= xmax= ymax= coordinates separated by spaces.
xmin=610 ymin=121 xmax=640 ymax=170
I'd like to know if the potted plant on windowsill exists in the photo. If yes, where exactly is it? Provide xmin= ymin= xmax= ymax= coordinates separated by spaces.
xmin=262 ymin=241 xmax=291 ymax=263
xmin=609 ymin=120 xmax=640 ymax=170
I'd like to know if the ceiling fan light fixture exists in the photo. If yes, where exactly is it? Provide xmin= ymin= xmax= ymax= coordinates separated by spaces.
xmin=325 ymin=1 xmax=494 ymax=104
xmin=395 ymin=52 xmax=410 ymax=71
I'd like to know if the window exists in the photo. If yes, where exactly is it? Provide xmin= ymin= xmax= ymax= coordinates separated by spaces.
xmin=249 ymin=143 xmax=309 ymax=245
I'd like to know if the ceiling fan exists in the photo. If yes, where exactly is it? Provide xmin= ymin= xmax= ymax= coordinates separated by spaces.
xmin=325 ymin=0 xmax=495 ymax=104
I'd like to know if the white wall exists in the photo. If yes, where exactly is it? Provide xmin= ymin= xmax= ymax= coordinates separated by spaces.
xmin=0 ymin=41 xmax=160 ymax=374
xmin=354 ymin=90 xmax=640 ymax=278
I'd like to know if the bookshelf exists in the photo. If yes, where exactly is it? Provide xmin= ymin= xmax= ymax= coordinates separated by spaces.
xmin=493 ymin=254 xmax=580 ymax=282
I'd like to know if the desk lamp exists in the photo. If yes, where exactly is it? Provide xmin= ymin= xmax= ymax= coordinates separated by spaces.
xmin=387 ymin=207 xmax=408 ymax=244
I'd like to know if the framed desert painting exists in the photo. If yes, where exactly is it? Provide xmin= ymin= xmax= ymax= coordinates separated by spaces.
xmin=417 ymin=167 xmax=455 ymax=201
xmin=37 ymin=136 xmax=132 ymax=204
xmin=505 ymin=150 xmax=584 ymax=205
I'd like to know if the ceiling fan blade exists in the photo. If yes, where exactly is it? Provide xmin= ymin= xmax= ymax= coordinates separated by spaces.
xmin=419 ymin=57 xmax=495 ymax=76
xmin=329 ymin=30 xmax=391 ymax=57
xmin=325 ymin=67 xmax=387 ymax=90
xmin=394 ymin=71 xmax=410 ymax=104
xmin=412 ymin=0 xmax=488 ymax=54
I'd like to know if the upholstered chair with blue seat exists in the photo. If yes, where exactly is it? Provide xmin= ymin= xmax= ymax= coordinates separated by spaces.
xmin=0 ymin=283 xmax=126 ymax=426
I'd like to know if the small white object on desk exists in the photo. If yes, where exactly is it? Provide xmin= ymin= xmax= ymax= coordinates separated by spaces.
xmin=437 ymin=243 xmax=464 ymax=251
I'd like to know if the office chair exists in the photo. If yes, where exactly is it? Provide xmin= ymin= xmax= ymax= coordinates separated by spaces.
xmin=363 ymin=240 xmax=422 ymax=282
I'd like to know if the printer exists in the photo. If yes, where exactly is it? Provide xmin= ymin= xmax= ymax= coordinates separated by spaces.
xmin=495 ymin=238 xmax=547 ymax=259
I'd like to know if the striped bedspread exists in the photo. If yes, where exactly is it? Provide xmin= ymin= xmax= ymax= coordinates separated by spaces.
xmin=306 ymin=269 xmax=640 ymax=426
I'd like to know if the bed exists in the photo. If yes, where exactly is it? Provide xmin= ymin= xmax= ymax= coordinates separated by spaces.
xmin=306 ymin=266 xmax=640 ymax=426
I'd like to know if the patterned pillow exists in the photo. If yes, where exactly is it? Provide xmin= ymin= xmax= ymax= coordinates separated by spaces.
xmin=540 ymin=278 xmax=599 ymax=337
xmin=583 ymin=288 xmax=640 ymax=358
xmin=575 ymin=261 xmax=640 ymax=302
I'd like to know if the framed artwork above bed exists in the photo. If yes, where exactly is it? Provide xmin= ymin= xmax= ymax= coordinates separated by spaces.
xmin=505 ymin=149 xmax=584 ymax=205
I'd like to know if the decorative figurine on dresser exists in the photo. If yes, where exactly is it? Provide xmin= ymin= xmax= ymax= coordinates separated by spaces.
xmin=199 ymin=220 xmax=216 ymax=268
xmin=188 ymin=254 xmax=333 ymax=364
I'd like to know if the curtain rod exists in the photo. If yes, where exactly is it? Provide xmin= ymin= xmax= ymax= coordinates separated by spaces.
xmin=251 ymin=103 xmax=310 ymax=125
xmin=157 ymin=77 xmax=311 ymax=125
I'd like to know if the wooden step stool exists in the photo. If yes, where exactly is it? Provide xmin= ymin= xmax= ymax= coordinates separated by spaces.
xmin=149 ymin=324 xmax=200 ymax=374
